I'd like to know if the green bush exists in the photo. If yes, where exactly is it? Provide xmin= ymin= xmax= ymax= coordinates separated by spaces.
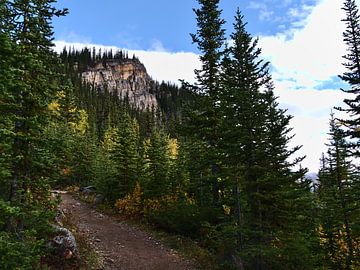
xmin=146 ymin=201 xmax=222 ymax=238
xmin=0 ymin=199 xmax=54 ymax=269
xmin=0 ymin=232 xmax=43 ymax=270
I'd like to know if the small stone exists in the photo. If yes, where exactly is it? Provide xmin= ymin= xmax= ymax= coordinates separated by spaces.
xmin=64 ymin=249 xmax=73 ymax=260
xmin=106 ymin=258 xmax=115 ymax=263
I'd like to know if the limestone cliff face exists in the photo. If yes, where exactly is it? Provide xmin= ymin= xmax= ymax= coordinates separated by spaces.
xmin=82 ymin=59 xmax=157 ymax=110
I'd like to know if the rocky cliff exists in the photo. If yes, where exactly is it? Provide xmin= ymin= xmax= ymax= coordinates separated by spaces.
xmin=82 ymin=58 xmax=157 ymax=110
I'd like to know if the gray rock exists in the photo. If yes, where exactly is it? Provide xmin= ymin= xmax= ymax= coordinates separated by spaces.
xmin=94 ymin=194 xmax=105 ymax=205
xmin=48 ymin=225 xmax=78 ymax=259
xmin=80 ymin=185 xmax=96 ymax=194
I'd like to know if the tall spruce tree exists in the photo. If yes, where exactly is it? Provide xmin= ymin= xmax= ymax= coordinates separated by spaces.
xmin=318 ymin=115 xmax=360 ymax=269
xmin=218 ymin=10 xmax=269 ymax=267
xmin=338 ymin=0 xmax=360 ymax=155
xmin=218 ymin=10 xmax=314 ymax=269
xmin=183 ymin=0 xmax=226 ymax=206
xmin=111 ymin=113 xmax=141 ymax=200
xmin=0 ymin=0 xmax=68 ymax=267
xmin=1 ymin=0 xmax=67 ymax=224
xmin=143 ymin=129 xmax=171 ymax=199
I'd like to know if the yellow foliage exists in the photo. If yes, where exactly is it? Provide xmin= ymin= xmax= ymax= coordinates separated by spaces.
xmin=48 ymin=101 xmax=60 ymax=114
xmin=101 ymin=127 xmax=119 ymax=152
xmin=70 ymin=109 xmax=88 ymax=135
xmin=114 ymin=183 xmax=143 ymax=218
xmin=60 ymin=167 xmax=72 ymax=176
xmin=168 ymin=138 xmax=178 ymax=159
xmin=56 ymin=90 xmax=66 ymax=98
xmin=319 ymin=224 xmax=360 ymax=267
xmin=222 ymin=204 xmax=231 ymax=215
xmin=144 ymin=194 xmax=179 ymax=216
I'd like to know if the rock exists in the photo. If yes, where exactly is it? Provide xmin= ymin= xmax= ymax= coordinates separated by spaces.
xmin=105 ymin=257 xmax=115 ymax=263
xmin=82 ymin=59 xmax=158 ymax=111
xmin=64 ymin=249 xmax=73 ymax=260
xmin=79 ymin=185 xmax=96 ymax=194
xmin=94 ymin=194 xmax=105 ymax=205
xmin=48 ymin=225 xmax=78 ymax=260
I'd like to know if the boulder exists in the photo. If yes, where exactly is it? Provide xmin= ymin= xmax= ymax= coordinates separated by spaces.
xmin=48 ymin=225 xmax=78 ymax=260
xmin=94 ymin=194 xmax=105 ymax=205
xmin=79 ymin=185 xmax=96 ymax=195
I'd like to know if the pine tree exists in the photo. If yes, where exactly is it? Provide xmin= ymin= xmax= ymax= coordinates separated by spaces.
xmin=338 ymin=0 xmax=360 ymax=155
xmin=111 ymin=113 xmax=141 ymax=200
xmin=218 ymin=10 xmax=314 ymax=269
xmin=1 ymin=0 xmax=67 ymax=223
xmin=183 ymin=0 xmax=226 ymax=207
xmin=218 ymin=10 xmax=269 ymax=267
xmin=0 ymin=0 xmax=68 ymax=267
xmin=0 ymin=27 xmax=16 ymax=200
xmin=143 ymin=129 xmax=171 ymax=199
xmin=318 ymin=115 xmax=360 ymax=269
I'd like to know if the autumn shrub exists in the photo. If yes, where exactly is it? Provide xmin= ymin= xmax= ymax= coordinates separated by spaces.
xmin=114 ymin=183 xmax=143 ymax=218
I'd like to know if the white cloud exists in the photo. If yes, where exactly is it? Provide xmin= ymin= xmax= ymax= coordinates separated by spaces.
xmin=248 ymin=1 xmax=274 ymax=21
xmin=259 ymin=0 xmax=346 ymax=89
xmin=275 ymin=86 xmax=347 ymax=173
xmin=149 ymin=39 xmax=167 ymax=52
xmin=257 ymin=0 xmax=352 ymax=173
xmin=57 ymin=31 xmax=92 ymax=44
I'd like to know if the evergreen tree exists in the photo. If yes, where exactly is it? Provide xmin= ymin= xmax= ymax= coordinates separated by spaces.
xmin=0 ymin=26 xmax=16 ymax=201
xmin=111 ymin=113 xmax=141 ymax=200
xmin=338 ymin=0 xmax=360 ymax=155
xmin=218 ymin=10 xmax=314 ymax=269
xmin=0 ymin=0 xmax=68 ymax=267
xmin=318 ymin=115 xmax=360 ymax=269
xmin=218 ymin=10 xmax=269 ymax=267
xmin=143 ymin=129 xmax=171 ymax=199
xmin=183 ymin=0 xmax=226 ymax=207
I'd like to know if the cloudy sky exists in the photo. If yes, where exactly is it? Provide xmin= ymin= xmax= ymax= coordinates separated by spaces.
xmin=52 ymin=0 xmax=355 ymax=174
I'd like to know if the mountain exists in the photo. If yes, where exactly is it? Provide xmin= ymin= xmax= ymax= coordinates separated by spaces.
xmin=81 ymin=58 xmax=158 ymax=110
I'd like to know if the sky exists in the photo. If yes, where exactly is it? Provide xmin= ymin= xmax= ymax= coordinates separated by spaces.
xmin=52 ymin=0 xmax=356 ymax=174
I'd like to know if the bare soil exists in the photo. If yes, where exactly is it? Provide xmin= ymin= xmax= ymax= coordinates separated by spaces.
xmin=60 ymin=193 xmax=196 ymax=270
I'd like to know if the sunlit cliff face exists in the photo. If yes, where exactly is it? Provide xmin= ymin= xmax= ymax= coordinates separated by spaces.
xmin=82 ymin=59 xmax=158 ymax=110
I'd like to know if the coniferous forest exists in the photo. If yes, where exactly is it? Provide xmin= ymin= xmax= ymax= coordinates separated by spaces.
xmin=1 ymin=0 xmax=360 ymax=269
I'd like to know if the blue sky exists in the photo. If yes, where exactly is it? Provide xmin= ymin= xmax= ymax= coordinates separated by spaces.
xmin=52 ymin=0 xmax=356 ymax=173
xmin=53 ymin=0 xmax=319 ymax=52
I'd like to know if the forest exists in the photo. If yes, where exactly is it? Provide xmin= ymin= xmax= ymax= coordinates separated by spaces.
xmin=0 ymin=0 xmax=360 ymax=269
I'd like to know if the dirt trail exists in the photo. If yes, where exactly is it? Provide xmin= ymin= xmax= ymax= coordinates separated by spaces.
xmin=60 ymin=193 xmax=195 ymax=270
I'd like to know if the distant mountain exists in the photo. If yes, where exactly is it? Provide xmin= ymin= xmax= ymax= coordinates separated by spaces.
xmin=305 ymin=172 xmax=318 ymax=181
xmin=81 ymin=58 xmax=158 ymax=111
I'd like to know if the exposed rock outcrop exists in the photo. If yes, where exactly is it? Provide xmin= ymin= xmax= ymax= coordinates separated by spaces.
xmin=82 ymin=59 xmax=158 ymax=110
